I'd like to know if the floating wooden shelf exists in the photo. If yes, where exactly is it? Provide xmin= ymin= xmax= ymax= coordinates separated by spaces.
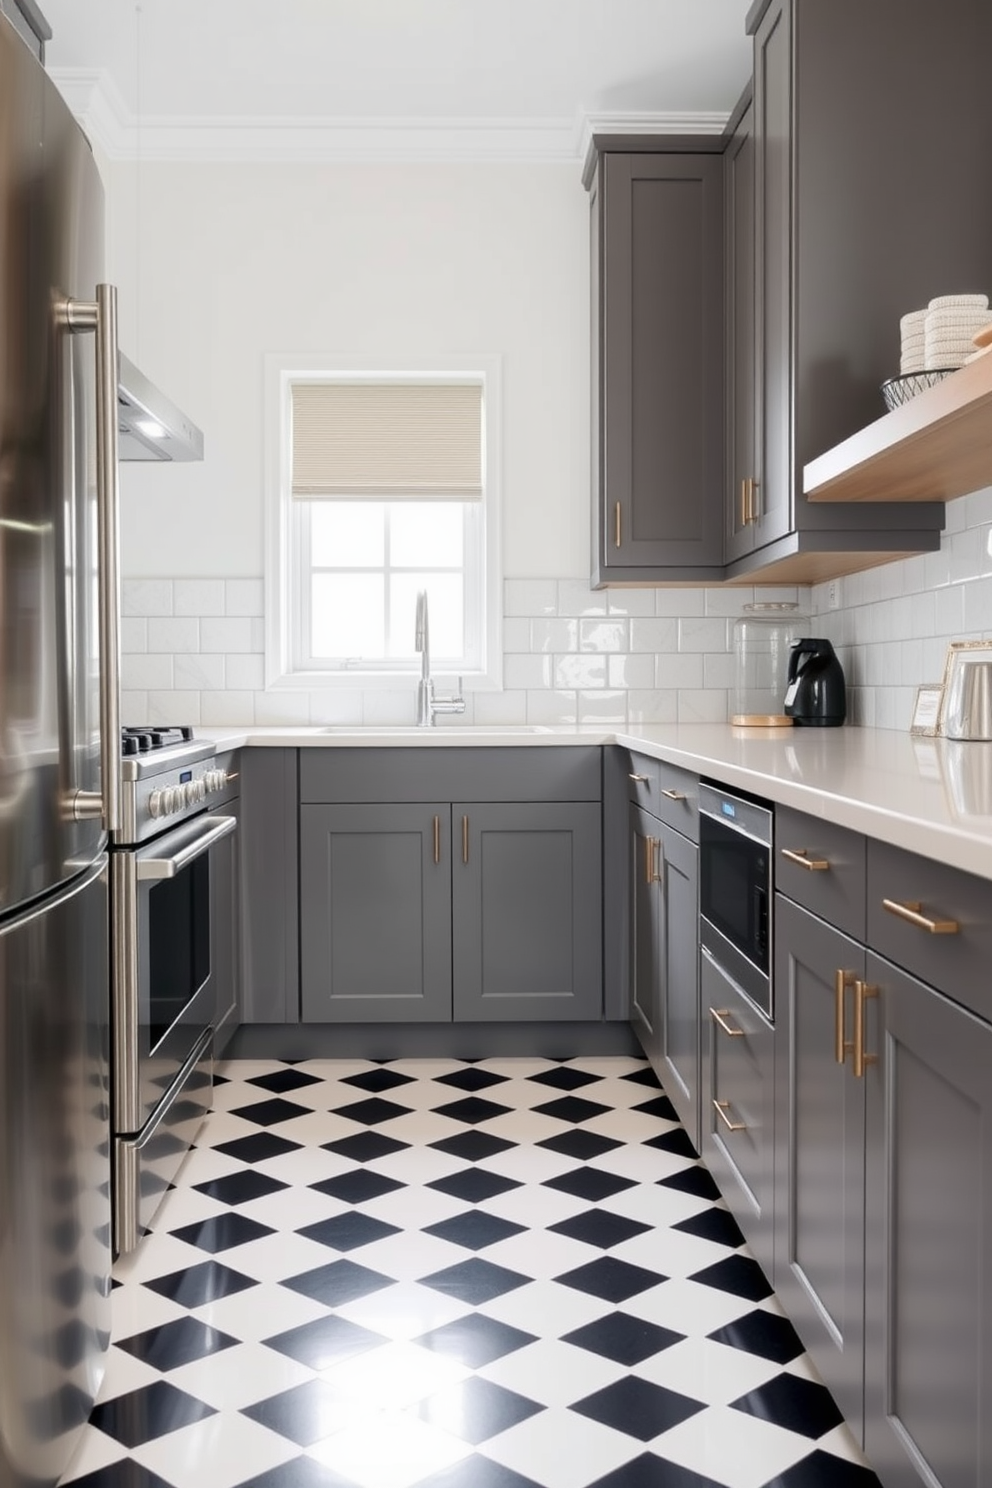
xmin=803 ymin=352 xmax=992 ymax=504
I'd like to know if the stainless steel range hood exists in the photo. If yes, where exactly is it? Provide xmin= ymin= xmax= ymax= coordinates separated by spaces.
xmin=118 ymin=352 xmax=204 ymax=462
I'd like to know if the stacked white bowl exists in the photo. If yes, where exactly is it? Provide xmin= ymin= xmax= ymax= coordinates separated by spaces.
xmin=900 ymin=294 xmax=989 ymax=373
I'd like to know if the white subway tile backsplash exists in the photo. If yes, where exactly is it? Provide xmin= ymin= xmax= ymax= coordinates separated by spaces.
xmin=576 ymin=690 xmax=627 ymax=724
xmin=225 ymin=579 xmax=265 ymax=617
xmin=473 ymin=689 xmax=529 ymax=726
xmin=655 ymin=589 xmax=705 ymax=617
xmin=201 ymin=618 xmax=253 ymax=654
xmin=678 ymin=689 xmax=728 ymax=724
xmin=201 ymin=691 xmax=256 ymax=726
xmin=123 ymin=579 xmax=172 ymax=617
xmin=147 ymin=690 xmax=201 ymax=725
xmin=656 ymin=653 xmax=704 ymax=689
xmin=308 ymin=691 xmax=364 ymax=725
xmin=526 ymin=689 xmax=578 ymax=725
xmin=501 ymin=618 xmax=531 ymax=652
xmin=254 ymin=690 xmax=311 ymax=726
xmin=175 ymin=579 xmax=225 ymax=616
xmin=122 ymin=654 xmax=173 ymax=691
xmin=627 ymin=689 xmax=678 ymax=724
xmin=504 ymin=579 xmax=557 ymax=617
xmin=504 ymin=653 xmax=553 ymax=690
xmin=678 ymin=616 xmax=730 ymax=654
xmin=121 ymin=618 xmax=147 ymax=654
xmin=530 ymin=618 xmax=579 ymax=654
xmin=556 ymin=579 xmax=609 ymax=617
xmin=225 ymin=654 xmax=265 ymax=691
xmin=579 ymin=619 xmax=628 ymax=652
xmin=554 ymin=654 xmax=607 ymax=689
xmin=608 ymin=654 xmax=655 ymax=690
xmin=606 ymin=590 xmax=655 ymax=617
xmin=630 ymin=618 xmax=678 ymax=654
xmin=147 ymin=617 xmax=199 ymax=653
xmin=120 ymin=691 xmax=148 ymax=724
xmin=175 ymin=653 xmax=226 ymax=691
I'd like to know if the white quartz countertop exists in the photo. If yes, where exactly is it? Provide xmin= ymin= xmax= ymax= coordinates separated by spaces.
xmin=202 ymin=723 xmax=992 ymax=881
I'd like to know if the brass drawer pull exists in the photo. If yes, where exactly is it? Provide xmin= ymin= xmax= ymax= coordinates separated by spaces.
xmin=781 ymin=847 xmax=830 ymax=872
xmin=433 ymin=814 xmax=441 ymax=865
xmin=614 ymin=501 xmax=622 ymax=549
xmin=853 ymin=980 xmax=878 ymax=1079
xmin=713 ymin=1099 xmax=746 ymax=1133
xmin=462 ymin=814 xmax=469 ymax=865
xmin=643 ymin=836 xmax=662 ymax=885
xmin=882 ymin=899 xmax=959 ymax=935
xmin=834 ymin=969 xmax=855 ymax=1066
xmin=710 ymin=1007 xmax=744 ymax=1038
xmin=660 ymin=788 xmax=685 ymax=801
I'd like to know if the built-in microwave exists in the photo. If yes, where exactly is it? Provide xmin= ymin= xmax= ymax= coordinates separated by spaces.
xmin=698 ymin=781 xmax=773 ymax=1021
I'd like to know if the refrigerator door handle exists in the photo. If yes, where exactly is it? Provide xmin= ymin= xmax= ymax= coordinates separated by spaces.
xmin=61 ymin=284 xmax=121 ymax=835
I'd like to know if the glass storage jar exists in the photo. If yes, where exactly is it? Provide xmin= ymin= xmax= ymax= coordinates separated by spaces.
xmin=731 ymin=602 xmax=808 ymax=725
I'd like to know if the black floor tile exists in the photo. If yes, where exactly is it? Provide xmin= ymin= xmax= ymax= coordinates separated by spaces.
xmin=238 ymin=1458 xmax=359 ymax=1488
xmin=192 ymin=1170 xmax=289 ymax=1206
xmin=730 ymin=1373 xmax=844 ymax=1439
xmin=229 ymin=1097 xmax=314 ymax=1127
xmin=415 ymin=1375 xmax=543 ymax=1443
xmin=339 ymin=1067 xmax=415 ymax=1093
xmin=412 ymin=1314 xmax=537 ymax=1367
xmin=587 ymin=1455 xmax=726 ymax=1488
xmin=168 ymin=1212 xmax=274 ymax=1254
xmin=281 ymin=1258 xmax=393 ymax=1307
xmin=657 ymin=1166 xmax=722 ymax=1202
xmin=621 ymin=1067 xmax=663 ymax=1089
xmin=214 ymin=1132 xmax=302 ymax=1164
xmin=140 ymin=1259 xmax=256 ymax=1309
xmin=423 ymin=1210 xmax=525 ymax=1251
xmin=525 ymin=1066 xmax=601 ymax=1091
xmin=297 ymin=1212 xmax=400 ymax=1251
xmin=632 ymin=1094 xmax=678 ymax=1121
xmin=536 ymin=1129 xmax=624 ymax=1161
xmin=432 ymin=1068 xmax=510 ymax=1092
xmin=558 ymin=1257 xmax=664 ymax=1305
xmin=563 ymin=1312 xmax=685 ymax=1366
xmin=673 ymin=1207 xmax=746 ymax=1250
xmin=263 ymin=1315 xmax=387 ymax=1371
xmin=88 ymin=1381 xmax=215 ymax=1448
xmin=690 ymin=1254 xmax=774 ymax=1302
xmin=531 ymin=1095 xmax=610 ymax=1124
xmin=322 ymin=1132 xmax=410 ymax=1162
xmin=411 ymin=1455 xmax=543 ymax=1488
xmin=309 ymin=1169 xmax=405 ymax=1205
xmin=427 ymin=1167 xmax=522 ymax=1204
xmin=431 ymin=1096 xmax=513 ymax=1125
xmin=331 ymin=1096 xmax=414 ymax=1125
xmin=549 ymin=1208 xmax=651 ymax=1250
xmin=429 ymin=1130 xmax=515 ymax=1162
xmin=115 ymin=1317 xmax=238 ymax=1372
xmin=245 ymin=1068 xmax=322 ymax=1096
xmin=242 ymin=1378 xmax=351 ymax=1447
xmin=643 ymin=1128 xmax=700 ymax=1161
xmin=419 ymin=1257 xmax=530 ymax=1305
xmin=707 ymin=1309 xmax=806 ymax=1365
xmin=571 ymin=1376 xmax=705 ymax=1441
xmin=61 ymin=1462 xmax=177 ymax=1488
xmin=761 ymin=1450 xmax=883 ymax=1487
xmin=543 ymin=1167 xmax=637 ymax=1202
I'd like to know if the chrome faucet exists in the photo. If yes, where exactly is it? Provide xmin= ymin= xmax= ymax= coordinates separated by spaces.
xmin=415 ymin=590 xmax=465 ymax=727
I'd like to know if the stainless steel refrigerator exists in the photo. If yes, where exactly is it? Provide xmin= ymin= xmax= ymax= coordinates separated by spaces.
xmin=1 ymin=14 xmax=118 ymax=1485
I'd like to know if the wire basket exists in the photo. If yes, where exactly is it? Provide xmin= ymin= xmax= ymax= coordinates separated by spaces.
xmin=881 ymin=369 xmax=955 ymax=412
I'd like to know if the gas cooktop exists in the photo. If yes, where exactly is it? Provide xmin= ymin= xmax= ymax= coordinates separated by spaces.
xmin=121 ymin=725 xmax=196 ymax=756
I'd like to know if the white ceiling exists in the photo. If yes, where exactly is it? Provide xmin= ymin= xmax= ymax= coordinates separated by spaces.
xmin=42 ymin=0 xmax=753 ymax=163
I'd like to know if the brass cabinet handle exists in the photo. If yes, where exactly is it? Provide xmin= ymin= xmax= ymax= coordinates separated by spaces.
xmin=710 ymin=1007 xmax=744 ymax=1038
xmin=433 ymin=814 xmax=441 ymax=865
xmin=781 ymin=847 xmax=830 ymax=872
xmin=882 ymin=898 xmax=959 ymax=935
xmin=834 ymin=969 xmax=855 ymax=1065
xmin=713 ymin=1098 xmax=746 ymax=1132
xmin=628 ymin=773 xmax=650 ymax=783
xmin=462 ymin=814 xmax=469 ymax=865
xmin=739 ymin=478 xmax=749 ymax=529
xmin=643 ymin=836 xmax=662 ymax=885
xmin=660 ymin=788 xmax=685 ymax=801
xmin=748 ymin=478 xmax=760 ymax=524
xmin=853 ymin=980 xmax=878 ymax=1079
xmin=614 ymin=501 xmax=622 ymax=549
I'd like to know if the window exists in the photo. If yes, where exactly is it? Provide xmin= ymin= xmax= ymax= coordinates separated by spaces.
xmin=265 ymin=356 xmax=501 ymax=691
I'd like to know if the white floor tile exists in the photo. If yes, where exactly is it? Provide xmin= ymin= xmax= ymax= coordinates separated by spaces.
xmin=622 ymin=1277 xmax=759 ymax=1338
xmin=481 ymin=1405 xmax=640 ymax=1488
xmin=190 ymin=1280 xmax=329 ymax=1342
xmin=132 ymin=1409 xmax=299 ymax=1488
xmin=306 ymin=1407 xmax=472 ymax=1486
xmin=649 ymin=1402 xmax=814 ymax=1488
xmin=334 ymin=1280 xmax=472 ymax=1341
xmin=478 ymin=1337 xmax=625 ymax=1408
xmin=167 ymin=1340 xmax=316 ymax=1411
xmin=634 ymin=1334 xmax=782 ymax=1405
xmin=478 ymin=1279 xmax=612 ymax=1338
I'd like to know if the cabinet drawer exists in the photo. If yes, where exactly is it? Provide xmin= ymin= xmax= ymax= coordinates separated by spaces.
xmin=301 ymin=747 xmax=603 ymax=804
xmin=625 ymin=752 xmax=698 ymax=841
xmin=867 ymin=841 xmax=992 ymax=1023
xmin=775 ymin=805 xmax=866 ymax=941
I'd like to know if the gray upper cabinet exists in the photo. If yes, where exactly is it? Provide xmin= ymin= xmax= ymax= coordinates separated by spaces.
xmin=724 ymin=95 xmax=759 ymax=567
xmin=452 ymin=803 xmax=602 ymax=1022
xmin=729 ymin=0 xmax=992 ymax=583
xmin=588 ymin=143 xmax=726 ymax=584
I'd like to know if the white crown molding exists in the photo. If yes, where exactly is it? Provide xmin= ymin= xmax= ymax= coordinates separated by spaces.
xmin=49 ymin=70 xmax=730 ymax=167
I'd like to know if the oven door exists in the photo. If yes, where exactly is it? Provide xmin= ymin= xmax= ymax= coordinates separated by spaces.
xmin=699 ymin=800 xmax=772 ymax=1020
xmin=112 ymin=812 xmax=236 ymax=1134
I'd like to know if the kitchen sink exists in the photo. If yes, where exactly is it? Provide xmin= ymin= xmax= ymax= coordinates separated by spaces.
xmin=318 ymin=725 xmax=552 ymax=735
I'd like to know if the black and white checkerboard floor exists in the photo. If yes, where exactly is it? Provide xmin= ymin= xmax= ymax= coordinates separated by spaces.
xmin=59 ymin=1057 xmax=882 ymax=1488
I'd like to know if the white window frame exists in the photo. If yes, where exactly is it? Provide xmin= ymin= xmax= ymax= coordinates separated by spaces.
xmin=264 ymin=353 xmax=502 ymax=692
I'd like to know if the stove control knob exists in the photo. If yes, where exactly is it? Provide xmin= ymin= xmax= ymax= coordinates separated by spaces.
xmin=195 ymin=778 xmax=207 ymax=802
xmin=149 ymin=789 xmax=164 ymax=818
xmin=164 ymin=786 xmax=178 ymax=814
xmin=182 ymin=782 xmax=195 ymax=807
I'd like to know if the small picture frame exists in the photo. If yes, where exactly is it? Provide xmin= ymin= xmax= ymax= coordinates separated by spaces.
xmin=910 ymin=683 xmax=943 ymax=736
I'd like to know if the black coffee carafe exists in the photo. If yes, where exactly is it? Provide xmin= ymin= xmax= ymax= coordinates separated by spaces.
xmin=784 ymin=638 xmax=846 ymax=726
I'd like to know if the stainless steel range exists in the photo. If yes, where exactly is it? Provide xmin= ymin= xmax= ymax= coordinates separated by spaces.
xmin=112 ymin=726 xmax=237 ymax=1253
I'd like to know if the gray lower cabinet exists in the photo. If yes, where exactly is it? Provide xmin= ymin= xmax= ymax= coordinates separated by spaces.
xmin=300 ymin=784 xmax=602 ymax=1024
xmin=700 ymin=946 xmax=775 ymax=1274
xmin=300 ymin=804 xmax=453 ymax=1023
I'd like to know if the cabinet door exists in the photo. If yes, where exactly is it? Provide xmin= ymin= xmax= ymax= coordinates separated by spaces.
xmin=300 ymin=804 xmax=452 ymax=1022
xmin=452 ymin=803 xmax=601 ymax=1021
xmin=863 ymin=953 xmax=992 ymax=1488
xmin=725 ymin=99 xmax=759 ymax=565
xmin=751 ymin=0 xmax=792 ymax=550
xmin=595 ymin=151 xmax=725 ymax=581
xmin=700 ymin=947 xmax=775 ymax=1273
xmin=211 ymin=795 xmax=242 ymax=1057
xmin=774 ymin=896 xmax=867 ymax=1439
xmin=658 ymin=822 xmax=700 ymax=1153
xmin=629 ymin=804 xmax=662 ymax=1068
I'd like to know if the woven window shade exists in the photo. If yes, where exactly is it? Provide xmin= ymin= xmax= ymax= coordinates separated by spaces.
xmin=291 ymin=382 xmax=483 ymax=499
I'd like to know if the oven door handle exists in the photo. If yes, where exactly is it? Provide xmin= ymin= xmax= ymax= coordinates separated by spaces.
xmin=135 ymin=814 xmax=236 ymax=880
